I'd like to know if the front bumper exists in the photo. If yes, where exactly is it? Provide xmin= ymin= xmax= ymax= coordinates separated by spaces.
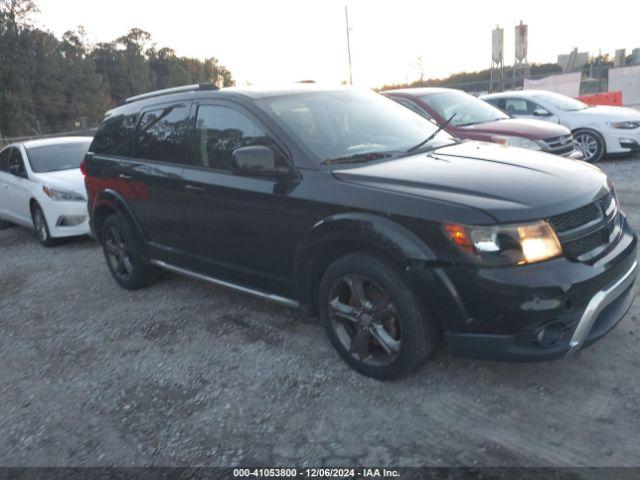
xmin=41 ymin=198 xmax=91 ymax=238
xmin=604 ymin=128 xmax=640 ymax=154
xmin=425 ymin=216 xmax=637 ymax=361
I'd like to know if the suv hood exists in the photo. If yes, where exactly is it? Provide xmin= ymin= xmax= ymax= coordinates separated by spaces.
xmin=460 ymin=118 xmax=570 ymax=140
xmin=333 ymin=141 xmax=610 ymax=223
xmin=573 ymin=105 xmax=640 ymax=121
xmin=31 ymin=168 xmax=86 ymax=196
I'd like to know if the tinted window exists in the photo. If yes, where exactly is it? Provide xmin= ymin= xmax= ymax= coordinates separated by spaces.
xmin=26 ymin=141 xmax=91 ymax=173
xmin=5 ymin=148 xmax=26 ymax=175
xmin=194 ymin=105 xmax=282 ymax=170
xmin=133 ymin=105 xmax=188 ymax=163
xmin=92 ymin=113 xmax=137 ymax=156
xmin=0 ymin=148 xmax=12 ymax=172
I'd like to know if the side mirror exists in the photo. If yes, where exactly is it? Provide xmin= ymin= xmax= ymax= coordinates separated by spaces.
xmin=9 ymin=164 xmax=26 ymax=178
xmin=232 ymin=146 xmax=289 ymax=177
xmin=533 ymin=107 xmax=552 ymax=117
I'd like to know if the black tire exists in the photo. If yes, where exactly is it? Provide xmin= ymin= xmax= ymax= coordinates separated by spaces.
xmin=319 ymin=252 xmax=438 ymax=380
xmin=574 ymin=129 xmax=605 ymax=162
xmin=31 ymin=203 xmax=59 ymax=247
xmin=101 ymin=214 xmax=158 ymax=290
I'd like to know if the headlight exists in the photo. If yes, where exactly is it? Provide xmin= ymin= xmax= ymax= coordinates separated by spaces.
xmin=42 ymin=185 xmax=85 ymax=202
xmin=611 ymin=121 xmax=640 ymax=129
xmin=444 ymin=220 xmax=562 ymax=266
xmin=492 ymin=135 xmax=542 ymax=151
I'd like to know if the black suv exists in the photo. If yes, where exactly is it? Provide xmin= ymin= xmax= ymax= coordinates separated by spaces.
xmin=84 ymin=84 xmax=637 ymax=380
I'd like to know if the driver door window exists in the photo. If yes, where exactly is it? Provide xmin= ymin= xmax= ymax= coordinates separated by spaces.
xmin=504 ymin=98 xmax=532 ymax=116
xmin=5 ymin=148 xmax=26 ymax=178
xmin=193 ymin=105 xmax=284 ymax=171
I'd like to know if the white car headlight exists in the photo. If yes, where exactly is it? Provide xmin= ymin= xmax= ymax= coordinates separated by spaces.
xmin=610 ymin=121 xmax=640 ymax=129
xmin=492 ymin=135 xmax=542 ymax=151
xmin=444 ymin=221 xmax=563 ymax=266
xmin=42 ymin=185 xmax=86 ymax=202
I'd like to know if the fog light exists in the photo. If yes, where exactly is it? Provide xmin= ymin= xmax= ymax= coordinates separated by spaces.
xmin=619 ymin=138 xmax=639 ymax=149
xmin=56 ymin=215 xmax=86 ymax=227
xmin=538 ymin=322 xmax=567 ymax=347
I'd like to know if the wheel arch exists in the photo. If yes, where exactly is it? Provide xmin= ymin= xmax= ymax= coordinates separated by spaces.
xmin=92 ymin=189 xmax=146 ymax=244
xmin=294 ymin=212 xmax=437 ymax=316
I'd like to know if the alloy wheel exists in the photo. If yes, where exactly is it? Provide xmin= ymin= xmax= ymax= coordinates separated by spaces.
xmin=574 ymin=133 xmax=599 ymax=161
xmin=328 ymin=274 xmax=402 ymax=367
xmin=104 ymin=225 xmax=134 ymax=282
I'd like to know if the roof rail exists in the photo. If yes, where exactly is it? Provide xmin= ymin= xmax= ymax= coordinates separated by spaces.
xmin=124 ymin=83 xmax=218 ymax=104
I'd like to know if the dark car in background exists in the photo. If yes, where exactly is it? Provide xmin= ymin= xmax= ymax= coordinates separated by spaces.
xmin=84 ymin=84 xmax=636 ymax=380
xmin=384 ymin=87 xmax=583 ymax=159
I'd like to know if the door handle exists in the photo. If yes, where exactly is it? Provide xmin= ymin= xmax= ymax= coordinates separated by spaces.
xmin=185 ymin=184 xmax=206 ymax=193
xmin=118 ymin=174 xmax=133 ymax=181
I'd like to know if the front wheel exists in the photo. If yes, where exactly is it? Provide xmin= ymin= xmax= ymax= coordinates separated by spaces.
xmin=574 ymin=129 xmax=605 ymax=162
xmin=319 ymin=253 xmax=438 ymax=380
xmin=31 ymin=204 xmax=58 ymax=247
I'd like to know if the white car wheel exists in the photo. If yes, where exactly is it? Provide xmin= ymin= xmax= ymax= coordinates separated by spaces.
xmin=574 ymin=130 xmax=605 ymax=162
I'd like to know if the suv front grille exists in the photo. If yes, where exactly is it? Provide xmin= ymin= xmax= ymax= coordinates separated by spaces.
xmin=549 ymin=191 xmax=621 ymax=262
xmin=542 ymin=134 xmax=575 ymax=157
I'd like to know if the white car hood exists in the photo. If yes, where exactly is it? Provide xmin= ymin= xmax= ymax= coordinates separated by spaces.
xmin=32 ymin=168 xmax=86 ymax=195
xmin=574 ymin=105 xmax=640 ymax=121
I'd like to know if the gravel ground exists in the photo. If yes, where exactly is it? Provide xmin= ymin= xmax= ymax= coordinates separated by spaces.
xmin=1 ymin=154 xmax=640 ymax=468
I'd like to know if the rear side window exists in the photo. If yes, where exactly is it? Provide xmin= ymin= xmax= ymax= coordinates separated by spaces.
xmin=133 ymin=105 xmax=188 ymax=163
xmin=92 ymin=113 xmax=137 ymax=156
xmin=193 ymin=105 xmax=282 ymax=171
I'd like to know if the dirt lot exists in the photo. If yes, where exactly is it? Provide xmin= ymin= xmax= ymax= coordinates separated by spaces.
xmin=1 ymin=154 xmax=640 ymax=468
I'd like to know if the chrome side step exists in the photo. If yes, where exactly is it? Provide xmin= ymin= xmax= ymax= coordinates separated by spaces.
xmin=150 ymin=259 xmax=299 ymax=309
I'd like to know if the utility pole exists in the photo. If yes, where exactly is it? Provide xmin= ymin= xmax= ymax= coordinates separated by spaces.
xmin=345 ymin=5 xmax=353 ymax=85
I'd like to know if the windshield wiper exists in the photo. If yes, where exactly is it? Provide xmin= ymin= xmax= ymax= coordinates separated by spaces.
xmin=321 ymin=151 xmax=397 ymax=166
xmin=406 ymin=113 xmax=457 ymax=153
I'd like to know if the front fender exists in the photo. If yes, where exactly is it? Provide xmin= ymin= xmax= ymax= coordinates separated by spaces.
xmin=293 ymin=212 xmax=437 ymax=310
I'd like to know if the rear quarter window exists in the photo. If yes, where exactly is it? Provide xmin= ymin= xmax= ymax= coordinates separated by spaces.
xmin=91 ymin=113 xmax=138 ymax=156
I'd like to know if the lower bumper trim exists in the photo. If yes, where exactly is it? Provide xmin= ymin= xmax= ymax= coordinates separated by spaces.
xmin=567 ymin=259 xmax=637 ymax=354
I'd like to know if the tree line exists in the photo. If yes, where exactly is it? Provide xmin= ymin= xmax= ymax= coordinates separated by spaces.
xmin=0 ymin=0 xmax=234 ymax=139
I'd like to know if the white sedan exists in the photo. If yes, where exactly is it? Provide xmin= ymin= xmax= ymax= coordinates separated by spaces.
xmin=482 ymin=90 xmax=640 ymax=162
xmin=0 ymin=137 xmax=92 ymax=246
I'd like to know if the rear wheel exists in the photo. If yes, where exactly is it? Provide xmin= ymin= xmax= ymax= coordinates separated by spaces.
xmin=31 ymin=204 xmax=58 ymax=247
xmin=101 ymin=214 xmax=158 ymax=290
xmin=574 ymin=129 xmax=605 ymax=162
xmin=319 ymin=252 xmax=438 ymax=380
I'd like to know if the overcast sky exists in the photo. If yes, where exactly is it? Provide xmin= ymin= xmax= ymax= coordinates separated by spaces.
xmin=38 ymin=0 xmax=639 ymax=87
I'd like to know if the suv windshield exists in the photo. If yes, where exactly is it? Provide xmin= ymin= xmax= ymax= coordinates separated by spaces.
xmin=421 ymin=90 xmax=509 ymax=126
xmin=26 ymin=141 xmax=91 ymax=173
xmin=259 ymin=89 xmax=454 ymax=165
xmin=533 ymin=92 xmax=589 ymax=111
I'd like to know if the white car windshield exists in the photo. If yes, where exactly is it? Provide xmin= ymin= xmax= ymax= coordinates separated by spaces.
xmin=26 ymin=141 xmax=91 ymax=173
xmin=259 ymin=89 xmax=455 ymax=165
xmin=533 ymin=92 xmax=589 ymax=112
xmin=421 ymin=91 xmax=509 ymax=126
